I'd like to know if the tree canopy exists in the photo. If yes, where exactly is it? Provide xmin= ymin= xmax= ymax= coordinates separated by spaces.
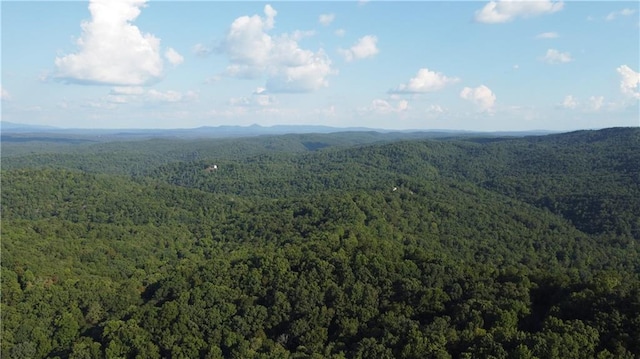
xmin=2 ymin=127 xmax=639 ymax=358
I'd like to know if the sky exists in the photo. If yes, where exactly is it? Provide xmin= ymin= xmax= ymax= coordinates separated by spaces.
xmin=1 ymin=0 xmax=639 ymax=131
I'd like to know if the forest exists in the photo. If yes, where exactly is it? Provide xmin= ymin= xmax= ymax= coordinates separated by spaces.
xmin=2 ymin=127 xmax=639 ymax=358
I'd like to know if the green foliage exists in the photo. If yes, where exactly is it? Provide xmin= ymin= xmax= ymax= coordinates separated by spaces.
xmin=2 ymin=127 xmax=639 ymax=358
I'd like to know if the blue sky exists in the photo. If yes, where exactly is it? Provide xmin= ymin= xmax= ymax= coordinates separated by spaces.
xmin=1 ymin=1 xmax=639 ymax=131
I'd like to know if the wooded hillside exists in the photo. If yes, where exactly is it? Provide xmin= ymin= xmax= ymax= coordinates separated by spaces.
xmin=2 ymin=128 xmax=639 ymax=358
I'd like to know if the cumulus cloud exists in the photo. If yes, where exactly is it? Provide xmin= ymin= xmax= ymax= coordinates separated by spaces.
xmin=54 ymin=0 xmax=180 ymax=86
xmin=252 ymin=87 xmax=277 ymax=106
xmin=540 ymin=49 xmax=572 ymax=64
xmin=229 ymin=88 xmax=277 ymax=108
xmin=221 ymin=5 xmax=276 ymax=71
xmin=475 ymin=0 xmax=564 ymax=24
xmin=165 ymin=48 xmax=184 ymax=66
xmin=606 ymin=8 xmax=636 ymax=21
xmin=339 ymin=35 xmax=379 ymax=62
xmin=1 ymin=85 xmax=10 ymax=101
xmin=334 ymin=29 xmax=346 ymax=37
xmin=617 ymin=65 xmax=640 ymax=99
xmin=587 ymin=96 xmax=604 ymax=111
xmin=460 ymin=85 xmax=496 ymax=112
xmin=535 ymin=32 xmax=559 ymax=39
xmin=559 ymin=95 xmax=615 ymax=112
xmin=391 ymin=68 xmax=460 ymax=93
xmin=319 ymin=13 xmax=335 ymax=26
xmin=365 ymin=99 xmax=409 ymax=114
xmin=264 ymin=47 xmax=334 ymax=92
xmin=427 ymin=104 xmax=445 ymax=114
xmin=562 ymin=95 xmax=578 ymax=109
xmin=218 ymin=5 xmax=334 ymax=93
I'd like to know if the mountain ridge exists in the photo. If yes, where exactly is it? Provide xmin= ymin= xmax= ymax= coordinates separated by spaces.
xmin=1 ymin=120 xmax=562 ymax=139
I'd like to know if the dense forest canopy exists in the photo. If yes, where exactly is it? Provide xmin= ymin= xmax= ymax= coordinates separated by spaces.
xmin=2 ymin=127 xmax=639 ymax=358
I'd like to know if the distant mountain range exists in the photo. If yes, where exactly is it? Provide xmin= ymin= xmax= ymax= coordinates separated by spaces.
xmin=1 ymin=121 xmax=61 ymax=132
xmin=1 ymin=121 xmax=557 ymax=140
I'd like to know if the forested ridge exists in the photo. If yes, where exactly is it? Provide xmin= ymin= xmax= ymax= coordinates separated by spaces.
xmin=2 ymin=127 xmax=639 ymax=358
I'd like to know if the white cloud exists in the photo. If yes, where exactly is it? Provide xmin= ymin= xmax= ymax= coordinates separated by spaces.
xmin=319 ymin=13 xmax=335 ymax=26
xmin=147 ymin=89 xmax=185 ymax=103
xmin=208 ymin=107 xmax=248 ymax=118
xmin=229 ymin=87 xmax=277 ymax=108
xmin=110 ymin=86 xmax=145 ymax=95
xmin=427 ymin=104 xmax=445 ymax=113
xmin=54 ymin=0 xmax=175 ymax=86
xmin=535 ymin=31 xmax=559 ymax=39
xmin=587 ymin=96 xmax=604 ymax=111
xmin=165 ymin=48 xmax=184 ymax=66
xmin=540 ymin=48 xmax=572 ymax=64
xmin=559 ymin=95 xmax=618 ymax=112
xmin=391 ymin=68 xmax=460 ymax=93
xmin=1 ymin=85 xmax=11 ymax=101
xmin=265 ymin=48 xmax=334 ymax=93
xmin=314 ymin=105 xmax=337 ymax=117
xmin=606 ymin=8 xmax=636 ymax=21
xmin=107 ymin=94 xmax=129 ymax=104
xmin=475 ymin=0 xmax=564 ymax=24
xmin=460 ymin=85 xmax=496 ymax=112
xmin=562 ymin=95 xmax=578 ymax=109
xmin=334 ymin=29 xmax=346 ymax=37
xmin=105 ymin=87 xmax=197 ymax=104
xmin=222 ymin=5 xmax=276 ymax=71
xmin=193 ymin=43 xmax=212 ymax=57
xmin=366 ymin=99 xmax=409 ymax=114
xmin=617 ymin=65 xmax=640 ymax=99
xmin=253 ymin=87 xmax=277 ymax=106
xmin=289 ymin=30 xmax=316 ymax=41
xmin=621 ymin=8 xmax=636 ymax=16
xmin=218 ymin=5 xmax=334 ymax=93
xmin=339 ymin=35 xmax=379 ymax=62
xmin=397 ymin=99 xmax=409 ymax=112
xmin=255 ymin=94 xmax=276 ymax=107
